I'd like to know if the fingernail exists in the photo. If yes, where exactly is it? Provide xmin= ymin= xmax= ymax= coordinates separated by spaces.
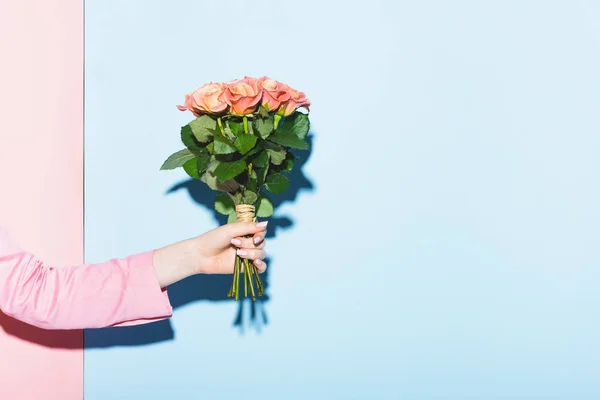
xmin=231 ymin=238 xmax=242 ymax=246
xmin=255 ymin=259 xmax=263 ymax=266
xmin=237 ymin=249 xmax=248 ymax=256
xmin=256 ymin=221 xmax=268 ymax=228
xmin=254 ymin=236 xmax=262 ymax=244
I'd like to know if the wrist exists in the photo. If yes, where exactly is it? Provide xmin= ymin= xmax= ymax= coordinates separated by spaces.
xmin=188 ymin=236 xmax=215 ymax=275
xmin=153 ymin=238 xmax=201 ymax=287
xmin=179 ymin=237 xmax=203 ymax=277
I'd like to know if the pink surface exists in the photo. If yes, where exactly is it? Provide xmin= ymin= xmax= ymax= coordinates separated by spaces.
xmin=0 ymin=0 xmax=84 ymax=398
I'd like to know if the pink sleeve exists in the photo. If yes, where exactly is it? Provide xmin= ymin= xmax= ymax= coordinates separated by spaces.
xmin=0 ymin=227 xmax=173 ymax=330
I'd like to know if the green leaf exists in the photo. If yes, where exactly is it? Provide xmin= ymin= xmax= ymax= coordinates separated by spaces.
xmin=247 ymin=170 xmax=258 ymax=193
xmin=252 ymin=151 xmax=270 ymax=168
xmin=200 ymin=171 xmax=216 ymax=189
xmin=227 ymin=211 xmax=237 ymax=224
xmin=182 ymin=158 xmax=200 ymax=178
xmin=281 ymin=153 xmax=295 ymax=172
xmin=180 ymin=125 xmax=204 ymax=153
xmin=201 ymin=159 xmax=240 ymax=192
xmin=215 ymin=194 xmax=235 ymax=215
xmin=263 ymin=141 xmax=286 ymax=165
xmin=207 ymin=142 xmax=214 ymax=153
xmin=268 ymin=131 xmax=309 ymax=150
xmin=213 ymin=135 xmax=237 ymax=154
xmin=234 ymin=134 xmax=258 ymax=155
xmin=264 ymin=173 xmax=291 ymax=194
xmin=255 ymin=166 xmax=269 ymax=187
xmin=160 ymin=149 xmax=196 ymax=170
xmin=232 ymin=192 xmax=243 ymax=204
xmin=182 ymin=153 xmax=211 ymax=179
xmin=223 ymin=125 xmax=236 ymax=142
xmin=205 ymin=158 xmax=218 ymax=173
xmin=214 ymin=153 xmax=235 ymax=163
xmin=201 ymin=171 xmax=240 ymax=193
xmin=242 ymin=190 xmax=258 ymax=205
xmin=189 ymin=115 xmax=217 ymax=143
xmin=258 ymin=105 xmax=270 ymax=118
xmin=228 ymin=119 xmax=244 ymax=135
xmin=242 ymin=145 xmax=261 ymax=160
xmin=279 ymin=112 xmax=310 ymax=139
xmin=214 ymin=159 xmax=246 ymax=182
xmin=196 ymin=153 xmax=211 ymax=173
xmin=256 ymin=196 xmax=274 ymax=217
xmin=254 ymin=117 xmax=274 ymax=139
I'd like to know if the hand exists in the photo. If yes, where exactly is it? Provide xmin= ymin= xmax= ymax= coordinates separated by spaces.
xmin=152 ymin=221 xmax=268 ymax=288
xmin=192 ymin=221 xmax=268 ymax=275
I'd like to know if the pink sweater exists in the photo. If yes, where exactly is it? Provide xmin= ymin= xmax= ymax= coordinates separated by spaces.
xmin=0 ymin=227 xmax=173 ymax=329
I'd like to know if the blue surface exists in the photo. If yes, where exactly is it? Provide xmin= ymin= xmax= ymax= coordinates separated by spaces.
xmin=84 ymin=1 xmax=600 ymax=398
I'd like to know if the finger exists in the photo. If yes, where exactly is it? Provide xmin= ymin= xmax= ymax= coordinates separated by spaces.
xmin=240 ymin=259 xmax=267 ymax=273
xmin=225 ymin=221 xmax=268 ymax=239
xmin=236 ymin=248 xmax=266 ymax=261
xmin=230 ymin=236 xmax=266 ymax=249
xmin=253 ymin=232 xmax=265 ymax=245
xmin=254 ymin=258 xmax=267 ymax=273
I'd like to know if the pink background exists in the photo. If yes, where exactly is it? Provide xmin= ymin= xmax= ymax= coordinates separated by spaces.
xmin=0 ymin=0 xmax=83 ymax=399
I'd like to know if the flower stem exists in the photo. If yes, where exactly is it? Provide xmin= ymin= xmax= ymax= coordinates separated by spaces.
xmin=253 ymin=264 xmax=264 ymax=295
xmin=274 ymin=114 xmax=282 ymax=130
xmin=243 ymin=116 xmax=249 ymax=134
xmin=244 ymin=258 xmax=248 ymax=298
xmin=227 ymin=273 xmax=234 ymax=298
xmin=229 ymin=256 xmax=239 ymax=298
xmin=217 ymin=117 xmax=225 ymax=135
xmin=245 ymin=259 xmax=256 ymax=300
xmin=234 ymin=256 xmax=241 ymax=301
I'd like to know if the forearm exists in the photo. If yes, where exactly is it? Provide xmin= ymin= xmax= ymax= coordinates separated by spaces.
xmin=152 ymin=237 xmax=199 ymax=288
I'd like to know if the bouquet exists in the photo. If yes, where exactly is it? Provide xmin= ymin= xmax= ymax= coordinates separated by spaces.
xmin=161 ymin=76 xmax=311 ymax=301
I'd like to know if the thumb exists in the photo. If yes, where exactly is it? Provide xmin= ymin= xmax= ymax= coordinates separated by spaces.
xmin=224 ymin=221 xmax=268 ymax=238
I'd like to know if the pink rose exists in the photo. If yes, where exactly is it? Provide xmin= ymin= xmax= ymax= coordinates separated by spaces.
xmin=221 ymin=77 xmax=263 ymax=115
xmin=177 ymin=82 xmax=228 ymax=115
xmin=277 ymin=84 xmax=311 ymax=116
xmin=258 ymin=76 xmax=291 ymax=112
xmin=176 ymin=93 xmax=201 ymax=117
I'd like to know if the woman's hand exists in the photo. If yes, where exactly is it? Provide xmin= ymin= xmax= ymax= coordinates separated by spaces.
xmin=152 ymin=221 xmax=268 ymax=287
xmin=192 ymin=221 xmax=268 ymax=274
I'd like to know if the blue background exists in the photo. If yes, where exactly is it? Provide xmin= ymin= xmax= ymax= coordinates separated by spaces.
xmin=84 ymin=1 xmax=600 ymax=399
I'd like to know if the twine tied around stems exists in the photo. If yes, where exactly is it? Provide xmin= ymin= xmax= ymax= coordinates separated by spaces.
xmin=228 ymin=203 xmax=264 ymax=301
xmin=236 ymin=204 xmax=255 ymax=223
